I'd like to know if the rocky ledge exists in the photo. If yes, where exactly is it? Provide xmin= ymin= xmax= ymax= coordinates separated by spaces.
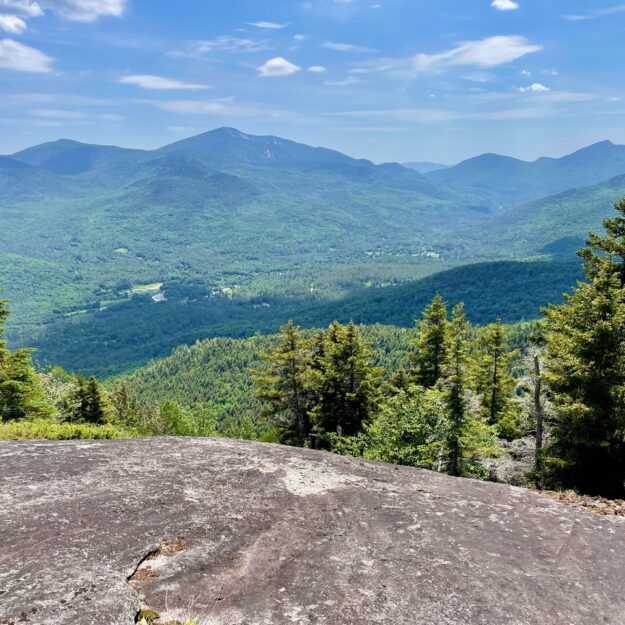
xmin=1 ymin=437 xmax=624 ymax=625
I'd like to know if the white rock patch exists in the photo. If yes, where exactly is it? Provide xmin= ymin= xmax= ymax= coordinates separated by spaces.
xmin=282 ymin=460 xmax=363 ymax=496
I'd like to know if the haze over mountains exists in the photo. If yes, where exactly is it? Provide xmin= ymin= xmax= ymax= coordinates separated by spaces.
xmin=2 ymin=127 xmax=625 ymax=373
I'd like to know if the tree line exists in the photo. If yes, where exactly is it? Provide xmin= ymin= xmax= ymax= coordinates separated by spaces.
xmin=253 ymin=305 xmax=516 ymax=479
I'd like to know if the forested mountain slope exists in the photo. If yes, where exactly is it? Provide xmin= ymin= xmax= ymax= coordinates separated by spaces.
xmin=25 ymin=258 xmax=579 ymax=376
xmin=476 ymin=173 xmax=625 ymax=256
xmin=428 ymin=140 xmax=625 ymax=209
xmin=0 ymin=128 xmax=473 ymax=335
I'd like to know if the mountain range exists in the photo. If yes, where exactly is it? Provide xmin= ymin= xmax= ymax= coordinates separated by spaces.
xmin=2 ymin=127 xmax=625 ymax=373
xmin=427 ymin=140 xmax=625 ymax=209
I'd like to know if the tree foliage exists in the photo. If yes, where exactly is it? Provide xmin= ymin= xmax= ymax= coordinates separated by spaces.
xmin=0 ymin=297 xmax=50 ymax=421
xmin=543 ymin=197 xmax=625 ymax=497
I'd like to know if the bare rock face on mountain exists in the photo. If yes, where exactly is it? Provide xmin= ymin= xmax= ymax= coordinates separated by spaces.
xmin=1 ymin=438 xmax=624 ymax=625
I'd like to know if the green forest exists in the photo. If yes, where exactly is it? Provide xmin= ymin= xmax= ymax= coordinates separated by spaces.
xmin=3 ymin=198 xmax=625 ymax=498
xmin=3 ymin=130 xmax=624 ymax=379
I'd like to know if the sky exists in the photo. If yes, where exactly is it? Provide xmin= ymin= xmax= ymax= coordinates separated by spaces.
xmin=0 ymin=0 xmax=624 ymax=164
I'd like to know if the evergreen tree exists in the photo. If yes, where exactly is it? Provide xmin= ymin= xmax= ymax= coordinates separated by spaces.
xmin=543 ymin=198 xmax=625 ymax=496
xmin=388 ymin=366 xmax=412 ymax=394
xmin=412 ymin=294 xmax=449 ymax=388
xmin=109 ymin=380 xmax=139 ymax=426
xmin=253 ymin=321 xmax=311 ymax=446
xmin=71 ymin=375 xmax=107 ymax=424
xmin=0 ymin=297 xmax=50 ymax=422
xmin=310 ymin=321 xmax=382 ymax=438
xmin=0 ymin=297 xmax=9 ymax=364
xmin=365 ymin=385 xmax=445 ymax=469
xmin=472 ymin=320 xmax=520 ymax=439
xmin=445 ymin=303 xmax=470 ymax=476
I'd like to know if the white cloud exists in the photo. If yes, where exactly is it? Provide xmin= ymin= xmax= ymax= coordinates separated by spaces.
xmin=331 ymin=105 xmax=561 ymax=123
xmin=0 ymin=1 xmax=43 ymax=17
xmin=0 ymin=13 xmax=26 ymax=32
xmin=30 ymin=107 xmax=86 ymax=119
xmin=308 ymin=65 xmax=326 ymax=73
xmin=414 ymin=36 xmax=542 ymax=71
xmin=520 ymin=69 xmax=531 ymax=77
xmin=152 ymin=97 xmax=283 ymax=119
xmin=518 ymin=82 xmax=550 ymax=93
xmin=119 ymin=74 xmax=208 ymax=90
xmin=293 ymin=34 xmax=305 ymax=41
xmin=40 ymin=0 xmax=127 ymax=22
xmin=247 ymin=21 xmax=288 ymax=29
xmin=0 ymin=38 xmax=53 ymax=72
xmin=563 ymin=4 xmax=625 ymax=21
xmin=491 ymin=0 xmax=520 ymax=11
xmin=258 ymin=56 xmax=301 ymax=77
xmin=325 ymin=75 xmax=362 ymax=86
xmin=28 ymin=108 xmax=124 ymax=123
xmin=324 ymin=41 xmax=375 ymax=53
xmin=172 ymin=36 xmax=271 ymax=57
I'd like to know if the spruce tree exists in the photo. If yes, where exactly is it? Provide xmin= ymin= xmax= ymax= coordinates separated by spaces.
xmin=85 ymin=376 xmax=106 ymax=424
xmin=71 ymin=375 xmax=107 ymax=424
xmin=310 ymin=321 xmax=382 ymax=438
xmin=0 ymin=297 xmax=50 ymax=421
xmin=253 ymin=321 xmax=311 ymax=446
xmin=445 ymin=303 xmax=470 ymax=476
xmin=412 ymin=294 xmax=449 ymax=388
xmin=472 ymin=320 xmax=520 ymax=439
xmin=543 ymin=197 xmax=625 ymax=496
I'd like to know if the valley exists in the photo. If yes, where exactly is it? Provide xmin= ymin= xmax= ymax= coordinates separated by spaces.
xmin=2 ymin=128 xmax=622 ymax=374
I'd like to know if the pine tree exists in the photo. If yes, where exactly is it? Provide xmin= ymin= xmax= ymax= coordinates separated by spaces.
xmin=253 ymin=321 xmax=311 ymax=446
xmin=310 ymin=321 xmax=382 ymax=438
xmin=412 ymin=294 xmax=449 ymax=388
xmin=445 ymin=303 xmax=470 ymax=476
xmin=472 ymin=320 xmax=520 ymax=439
xmin=543 ymin=197 xmax=625 ymax=496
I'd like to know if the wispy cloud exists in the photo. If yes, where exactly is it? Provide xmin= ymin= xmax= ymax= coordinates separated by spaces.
xmin=0 ymin=0 xmax=128 ymax=22
xmin=491 ymin=0 xmax=520 ymax=11
xmin=257 ymin=56 xmax=301 ymax=77
xmin=0 ymin=1 xmax=44 ymax=18
xmin=247 ymin=20 xmax=288 ymax=29
xmin=563 ymin=4 xmax=625 ymax=21
xmin=349 ymin=36 xmax=542 ymax=79
xmin=324 ymin=41 xmax=376 ymax=53
xmin=331 ymin=105 xmax=563 ymax=124
xmin=171 ymin=36 xmax=272 ymax=58
xmin=45 ymin=0 xmax=126 ymax=21
xmin=325 ymin=75 xmax=362 ymax=86
xmin=119 ymin=74 xmax=209 ymax=90
xmin=29 ymin=108 xmax=123 ymax=121
xmin=151 ymin=97 xmax=284 ymax=118
xmin=0 ymin=37 xmax=53 ymax=71
xmin=0 ymin=92 xmax=112 ymax=105
xmin=414 ymin=36 xmax=541 ymax=71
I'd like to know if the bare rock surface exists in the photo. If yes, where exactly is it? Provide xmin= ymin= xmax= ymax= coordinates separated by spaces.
xmin=1 ymin=437 xmax=624 ymax=625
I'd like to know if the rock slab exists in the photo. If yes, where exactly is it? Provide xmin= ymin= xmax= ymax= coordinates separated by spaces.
xmin=1 ymin=437 xmax=624 ymax=625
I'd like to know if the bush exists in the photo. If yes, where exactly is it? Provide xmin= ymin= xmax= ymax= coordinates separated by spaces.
xmin=0 ymin=419 xmax=135 ymax=441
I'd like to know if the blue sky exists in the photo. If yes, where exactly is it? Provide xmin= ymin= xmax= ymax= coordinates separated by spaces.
xmin=0 ymin=0 xmax=624 ymax=163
